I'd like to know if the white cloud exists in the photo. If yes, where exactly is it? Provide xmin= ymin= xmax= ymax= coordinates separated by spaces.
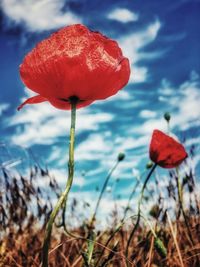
xmin=130 ymin=67 xmax=148 ymax=83
xmin=158 ymin=74 xmax=200 ymax=131
xmin=1 ymin=0 xmax=81 ymax=32
xmin=132 ymin=119 xmax=165 ymax=135
xmin=174 ymin=85 xmax=200 ymax=130
xmin=76 ymin=134 xmax=110 ymax=161
xmin=185 ymin=136 xmax=200 ymax=147
xmin=107 ymin=8 xmax=139 ymax=23
xmin=8 ymin=101 xmax=113 ymax=147
xmin=61 ymin=190 xmax=132 ymax=229
xmin=0 ymin=103 xmax=10 ymax=116
xmin=120 ymin=19 xmax=161 ymax=62
xmin=33 ymin=168 xmax=88 ymax=189
xmin=7 ymin=89 xmax=114 ymax=147
xmin=52 ymin=169 xmax=86 ymax=187
xmin=95 ymin=90 xmax=131 ymax=104
xmin=118 ymin=136 xmax=149 ymax=151
xmin=119 ymin=19 xmax=162 ymax=83
xmin=72 ymin=132 xmax=147 ymax=183
xmin=131 ymin=72 xmax=200 ymax=150
xmin=158 ymin=79 xmax=174 ymax=96
xmin=139 ymin=110 xmax=157 ymax=119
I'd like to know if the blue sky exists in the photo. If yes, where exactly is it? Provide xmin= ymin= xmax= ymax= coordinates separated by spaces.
xmin=0 ymin=0 xmax=200 ymax=220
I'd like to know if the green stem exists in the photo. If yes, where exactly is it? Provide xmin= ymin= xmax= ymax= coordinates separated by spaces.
xmin=122 ymin=184 xmax=138 ymax=222
xmin=94 ymin=169 xmax=148 ymax=267
xmin=85 ymin=160 xmax=119 ymax=266
xmin=167 ymin=121 xmax=170 ymax=135
xmin=176 ymin=168 xmax=183 ymax=212
xmin=125 ymin=163 xmax=157 ymax=267
xmin=42 ymin=100 xmax=77 ymax=267
xmin=90 ymin=161 xmax=119 ymax=227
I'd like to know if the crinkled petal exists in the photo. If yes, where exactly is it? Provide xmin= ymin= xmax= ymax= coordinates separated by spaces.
xmin=19 ymin=24 xmax=131 ymax=110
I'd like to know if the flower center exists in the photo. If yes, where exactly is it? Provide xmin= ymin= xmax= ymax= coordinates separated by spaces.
xmin=59 ymin=96 xmax=82 ymax=103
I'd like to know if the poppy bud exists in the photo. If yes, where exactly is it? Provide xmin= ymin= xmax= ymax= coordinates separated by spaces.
xmin=146 ymin=161 xmax=153 ymax=169
xmin=154 ymin=238 xmax=167 ymax=258
xmin=164 ymin=112 xmax=171 ymax=122
xmin=118 ymin=152 xmax=125 ymax=161
xmin=149 ymin=204 xmax=160 ymax=218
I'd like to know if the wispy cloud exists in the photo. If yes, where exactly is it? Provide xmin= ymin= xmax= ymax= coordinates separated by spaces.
xmin=107 ymin=8 xmax=139 ymax=23
xmin=120 ymin=19 xmax=161 ymax=61
xmin=76 ymin=134 xmax=110 ymax=161
xmin=158 ymin=71 xmax=200 ymax=131
xmin=8 ymin=103 xmax=113 ymax=147
xmin=0 ymin=103 xmax=10 ymax=116
xmin=119 ymin=19 xmax=162 ymax=83
xmin=132 ymin=76 xmax=200 ymax=137
xmin=50 ymin=169 xmax=86 ymax=187
xmin=1 ymin=0 xmax=81 ymax=32
xmin=139 ymin=110 xmax=157 ymax=119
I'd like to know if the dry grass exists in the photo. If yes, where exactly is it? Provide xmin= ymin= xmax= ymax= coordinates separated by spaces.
xmin=0 ymin=147 xmax=200 ymax=267
xmin=1 ymin=217 xmax=200 ymax=266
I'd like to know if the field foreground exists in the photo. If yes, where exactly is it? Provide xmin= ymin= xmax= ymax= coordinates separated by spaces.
xmin=1 ymin=159 xmax=200 ymax=267
xmin=1 ymin=216 xmax=200 ymax=267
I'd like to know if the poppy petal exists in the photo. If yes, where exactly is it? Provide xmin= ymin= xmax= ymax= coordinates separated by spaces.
xmin=48 ymin=98 xmax=94 ymax=110
xmin=17 ymin=95 xmax=47 ymax=111
xmin=19 ymin=24 xmax=130 ymax=110
xmin=149 ymin=130 xmax=188 ymax=169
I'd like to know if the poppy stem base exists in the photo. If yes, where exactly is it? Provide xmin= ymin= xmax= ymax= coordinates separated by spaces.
xmin=42 ymin=100 xmax=77 ymax=267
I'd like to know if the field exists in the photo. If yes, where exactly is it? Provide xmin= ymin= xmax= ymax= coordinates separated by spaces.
xmin=1 ymin=148 xmax=200 ymax=267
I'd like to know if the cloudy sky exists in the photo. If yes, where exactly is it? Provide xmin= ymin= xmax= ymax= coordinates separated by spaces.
xmin=0 ymin=0 xmax=200 ymax=216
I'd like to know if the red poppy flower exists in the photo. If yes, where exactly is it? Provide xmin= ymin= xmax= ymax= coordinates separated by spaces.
xmin=149 ymin=130 xmax=187 ymax=168
xmin=18 ymin=24 xmax=130 ymax=110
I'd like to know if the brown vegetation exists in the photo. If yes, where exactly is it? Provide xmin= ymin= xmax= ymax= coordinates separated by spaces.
xmin=1 ymin=148 xmax=200 ymax=267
